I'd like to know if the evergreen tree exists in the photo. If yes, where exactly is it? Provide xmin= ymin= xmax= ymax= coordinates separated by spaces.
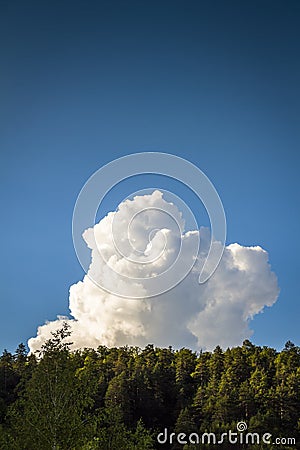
xmin=0 ymin=337 xmax=298 ymax=449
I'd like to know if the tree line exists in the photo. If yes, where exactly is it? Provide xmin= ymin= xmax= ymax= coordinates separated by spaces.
xmin=0 ymin=323 xmax=299 ymax=449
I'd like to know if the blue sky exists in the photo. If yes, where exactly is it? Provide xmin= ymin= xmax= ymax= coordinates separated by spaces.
xmin=0 ymin=1 xmax=299 ymax=353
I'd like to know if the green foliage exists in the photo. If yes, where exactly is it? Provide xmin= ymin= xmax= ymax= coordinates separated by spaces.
xmin=7 ymin=323 xmax=93 ymax=449
xmin=0 ymin=330 xmax=299 ymax=449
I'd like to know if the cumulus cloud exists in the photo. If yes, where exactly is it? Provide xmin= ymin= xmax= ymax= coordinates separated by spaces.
xmin=28 ymin=191 xmax=279 ymax=352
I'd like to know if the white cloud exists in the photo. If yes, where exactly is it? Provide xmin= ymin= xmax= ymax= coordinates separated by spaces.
xmin=28 ymin=191 xmax=279 ymax=352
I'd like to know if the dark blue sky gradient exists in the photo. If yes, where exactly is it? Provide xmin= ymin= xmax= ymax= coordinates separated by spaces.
xmin=0 ymin=1 xmax=299 ymax=352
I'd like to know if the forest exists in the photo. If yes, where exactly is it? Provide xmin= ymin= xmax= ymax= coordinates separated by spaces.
xmin=0 ymin=323 xmax=299 ymax=449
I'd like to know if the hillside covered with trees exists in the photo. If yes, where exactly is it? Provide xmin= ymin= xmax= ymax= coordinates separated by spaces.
xmin=0 ymin=323 xmax=299 ymax=449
